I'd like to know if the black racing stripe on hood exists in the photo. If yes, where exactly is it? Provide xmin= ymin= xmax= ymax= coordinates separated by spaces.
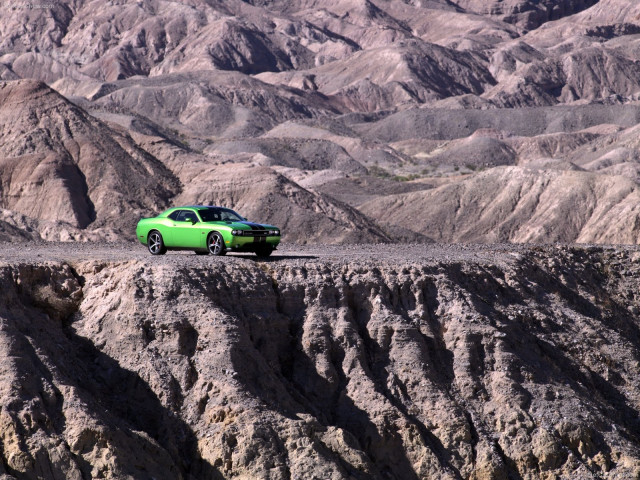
xmin=239 ymin=221 xmax=265 ymax=229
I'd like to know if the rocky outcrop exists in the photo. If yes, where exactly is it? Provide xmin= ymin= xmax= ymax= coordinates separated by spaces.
xmin=0 ymin=244 xmax=639 ymax=478
xmin=0 ymin=79 xmax=179 ymax=233
xmin=77 ymin=71 xmax=339 ymax=139
xmin=205 ymin=137 xmax=366 ymax=173
xmin=355 ymin=105 xmax=640 ymax=143
xmin=256 ymin=41 xmax=496 ymax=111
xmin=455 ymin=0 xmax=600 ymax=29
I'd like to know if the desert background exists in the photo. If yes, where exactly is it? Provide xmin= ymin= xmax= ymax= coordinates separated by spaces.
xmin=2 ymin=0 xmax=640 ymax=479
xmin=5 ymin=0 xmax=640 ymax=243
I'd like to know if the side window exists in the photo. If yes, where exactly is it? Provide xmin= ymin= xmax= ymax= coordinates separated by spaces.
xmin=199 ymin=209 xmax=221 ymax=222
xmin=168 ymin=210 xmax=181 ymax=220
xmin=176 ymin=210 xmax=197 ymax=222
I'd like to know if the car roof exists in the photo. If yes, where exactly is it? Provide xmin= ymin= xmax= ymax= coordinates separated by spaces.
xmin=160 ymin=205 xmax=233 ymax=216
xmin=164 ymin=205 xmax=228 ymax=211
xmin=184 ymin=205 xmax=228 ymax=209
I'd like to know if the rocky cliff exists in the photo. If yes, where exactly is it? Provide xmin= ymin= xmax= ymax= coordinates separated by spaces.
xmin=1 ymin=243 xmax=639 ymax=479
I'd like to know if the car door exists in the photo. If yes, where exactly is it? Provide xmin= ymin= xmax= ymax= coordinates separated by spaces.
xmin=162 ymin=210 xmax=183 ymax=246
xmin=171 ymin=209 xmax=202 ymax=248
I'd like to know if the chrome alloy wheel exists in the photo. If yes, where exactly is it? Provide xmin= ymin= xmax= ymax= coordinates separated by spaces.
xmin=148 ymin=231 xmax=166 ymax=255
xmin=207 ymin=232 xmax=225 ymax=256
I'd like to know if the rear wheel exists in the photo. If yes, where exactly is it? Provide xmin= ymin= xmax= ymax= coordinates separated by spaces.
xmin=255 ymin=246 xmax=273 ymax=258
xmin=207 ymin=232 xmax=226 ymax=256
xmin=147 ymin=231 xmax=167 ymax=255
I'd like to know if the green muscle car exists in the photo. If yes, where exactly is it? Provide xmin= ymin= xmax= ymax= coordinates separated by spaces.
xmin=136 ymin=206 xmax=280 ymax=257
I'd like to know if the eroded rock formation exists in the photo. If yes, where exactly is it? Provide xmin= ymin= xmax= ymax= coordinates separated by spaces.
xmin=1 ymin=245 xmax=639 ymax=478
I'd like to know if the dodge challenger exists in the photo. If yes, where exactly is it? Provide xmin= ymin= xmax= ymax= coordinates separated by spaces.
xmin=136 ymin=206 xmax=280 ymax=257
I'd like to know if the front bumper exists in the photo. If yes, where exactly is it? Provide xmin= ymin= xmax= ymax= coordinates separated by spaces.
xmin=226 ymin=235 xmax=280 ymax=251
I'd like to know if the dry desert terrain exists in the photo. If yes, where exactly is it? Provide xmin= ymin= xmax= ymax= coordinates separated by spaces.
xmin=2 ymin=0 xmax=640 ymax=479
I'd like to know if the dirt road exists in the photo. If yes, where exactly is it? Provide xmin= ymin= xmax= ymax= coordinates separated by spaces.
xmin=2 ymin=240 xmax=619 ymax=267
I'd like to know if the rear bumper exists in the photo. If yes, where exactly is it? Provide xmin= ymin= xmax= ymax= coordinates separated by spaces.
xmin=135 ymin=226 xmax=147 ymax=245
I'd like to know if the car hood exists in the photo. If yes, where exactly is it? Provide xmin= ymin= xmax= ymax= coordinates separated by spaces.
xmin=203 ymin=220 xmax=278 ymax=230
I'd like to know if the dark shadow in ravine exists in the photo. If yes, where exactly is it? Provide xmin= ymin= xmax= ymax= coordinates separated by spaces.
xmin=347 ymin=281 xmax=466 ymax=480
xmin=228 ymin=321 xmax=418 ymax=480
xmin=4 ymin=277 xmax=223 ymax=480
xmin=458 ymin=262 xmax=636 ymax=469
xmin=227 ymin=274 xmax=464 ymax=480
xmin=59 ymin=323 xmax=224 ymax=480
xmin=0 ymin=308 xmax=73 ymax=478
xmin=483 ymin=261 xmax=640 ymax=441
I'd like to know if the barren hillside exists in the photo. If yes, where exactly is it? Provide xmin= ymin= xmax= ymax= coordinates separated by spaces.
xmin=359 ymin=166 xmax=640 ymax=243
xmin=0 ymin=79 xmax=179 ymax=238
xmin=1 ymin=0 xmax=640 ymax=243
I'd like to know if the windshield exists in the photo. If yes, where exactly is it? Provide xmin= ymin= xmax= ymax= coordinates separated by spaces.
xmin=197 ymin=207 xmax=244 ymax=222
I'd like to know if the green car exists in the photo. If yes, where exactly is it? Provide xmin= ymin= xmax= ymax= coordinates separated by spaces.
xmin=136 ymin=206 xmax=280 ymax=257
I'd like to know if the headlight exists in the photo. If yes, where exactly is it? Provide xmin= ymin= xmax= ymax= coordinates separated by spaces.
xmin=270 ymin=230 xmax=280 ymax=236
xmin=232 ymin=229 xmax=241 ymax=236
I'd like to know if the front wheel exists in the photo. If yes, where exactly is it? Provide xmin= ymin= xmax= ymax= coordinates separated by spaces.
xmin=207 ymin=232 xmax=226 ymax=256
xmin=255 ymin=246 xmax=273 ymax=258
xmin=147 ymin=231 xmax=167 ymax=255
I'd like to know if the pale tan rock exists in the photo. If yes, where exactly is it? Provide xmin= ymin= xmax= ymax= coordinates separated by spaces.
xmin=174 ymin=163 xmax=390 ymax=244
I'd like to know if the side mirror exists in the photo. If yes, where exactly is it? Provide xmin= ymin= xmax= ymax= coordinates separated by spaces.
xmin=191 ymin=218 xmax=198 ymax=224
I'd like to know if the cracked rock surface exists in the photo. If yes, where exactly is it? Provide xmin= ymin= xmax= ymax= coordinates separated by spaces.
xmin=0 ymin=242 xmax=639 ymax=479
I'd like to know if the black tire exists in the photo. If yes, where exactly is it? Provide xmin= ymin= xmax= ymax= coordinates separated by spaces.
xmin=207 ymin=232 xmax=226 ymax=256
xmin=255 ymin=246 xmax=273 ymax=258
xmin=147 ymin=230 xmax=167 ymax=255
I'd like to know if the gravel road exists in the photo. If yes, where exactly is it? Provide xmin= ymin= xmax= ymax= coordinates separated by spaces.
xmin=1 ymin=241 xmax=636 ymax=267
